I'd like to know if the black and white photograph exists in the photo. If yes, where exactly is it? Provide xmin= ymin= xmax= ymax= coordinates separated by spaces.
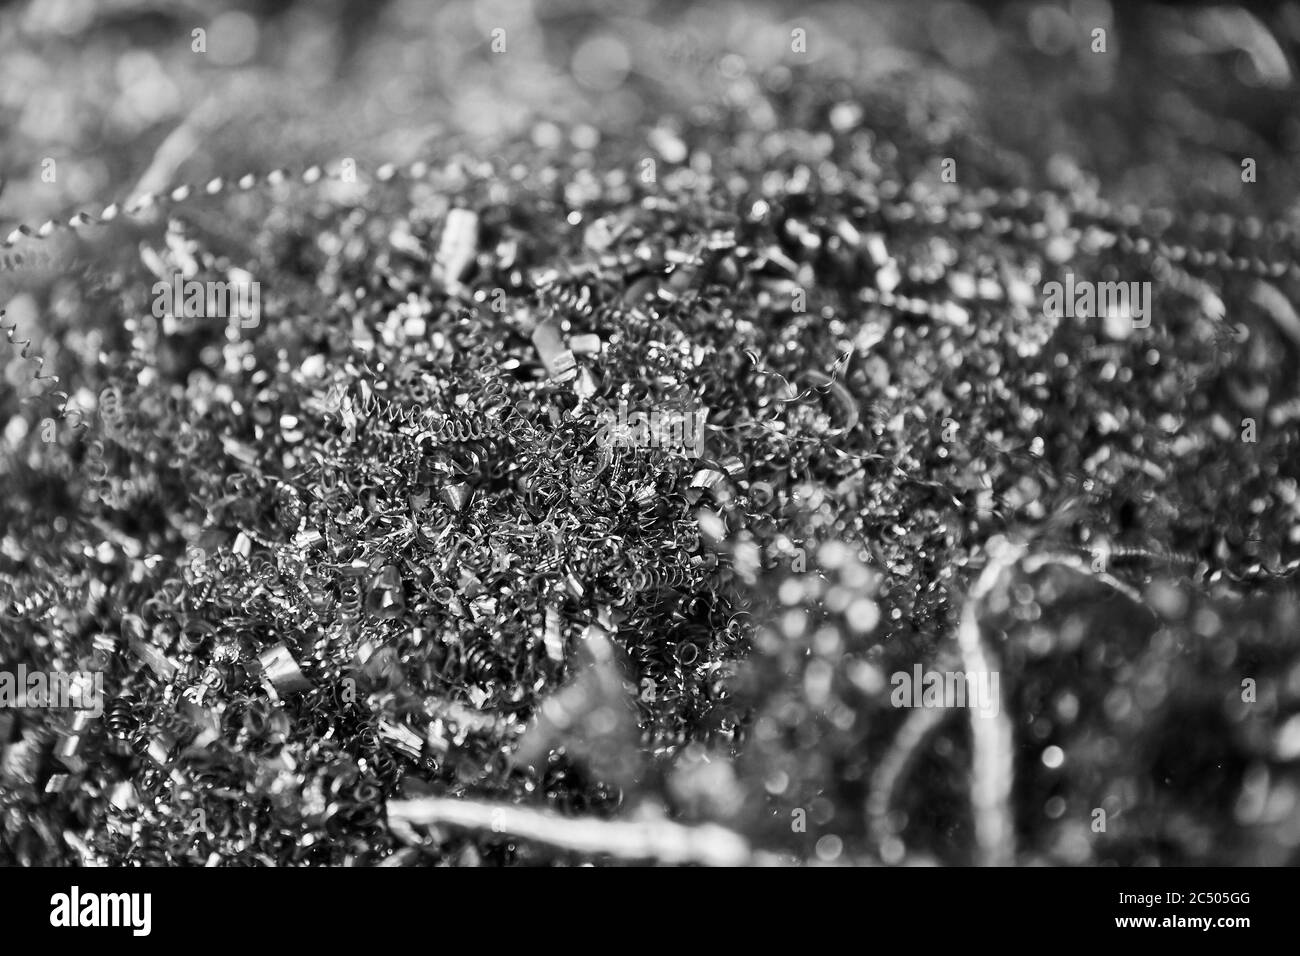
xmin=0 ymin=0 xmax=1296 ymax=934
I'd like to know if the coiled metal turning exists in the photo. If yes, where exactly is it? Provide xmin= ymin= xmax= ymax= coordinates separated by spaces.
xmin=337 ymin=581 xmax=363 ymax=627
xmin=475 ymin=376 xmax=514 ymax=415
xmin=177 ymin=619 xmax=213 ymax=654
xmin=461 ymin=641 xmax=506 ymax=682
xmin=537 ymin=279 xmax=603 ymax=319
xmin=436 ymin=414 xmax=489 ymax=442
xmin=342 ymin=382 xmax=497 ymax=444
xmin=150 ymin=703 xmax=195 ymax=746
xmin=1 ymin=310 xmax=102 ymax=447
xmin=104 ymin=696 xmax=139 ymax=739
xmin=2 ymin=312 xmax=58 ymax=387
xmin=626 ymin=562 xmax=694 ymax=595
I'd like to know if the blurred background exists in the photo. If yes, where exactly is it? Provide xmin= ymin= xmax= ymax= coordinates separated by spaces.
xmin=3 ymin=0 xmax=1300 ymax=231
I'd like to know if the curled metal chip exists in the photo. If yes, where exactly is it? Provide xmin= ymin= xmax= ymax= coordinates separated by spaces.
xmin=531 ymin=319 xmax=578 ymax=381
xmin=258 ymin=643 xmax=313 ymax=695
xmin=690 ymin=468 xmax=725 ymax=490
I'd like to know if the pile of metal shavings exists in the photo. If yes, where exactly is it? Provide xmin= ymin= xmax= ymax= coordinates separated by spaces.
xmin=3 ymin=75 xmax=1300 ymax=866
